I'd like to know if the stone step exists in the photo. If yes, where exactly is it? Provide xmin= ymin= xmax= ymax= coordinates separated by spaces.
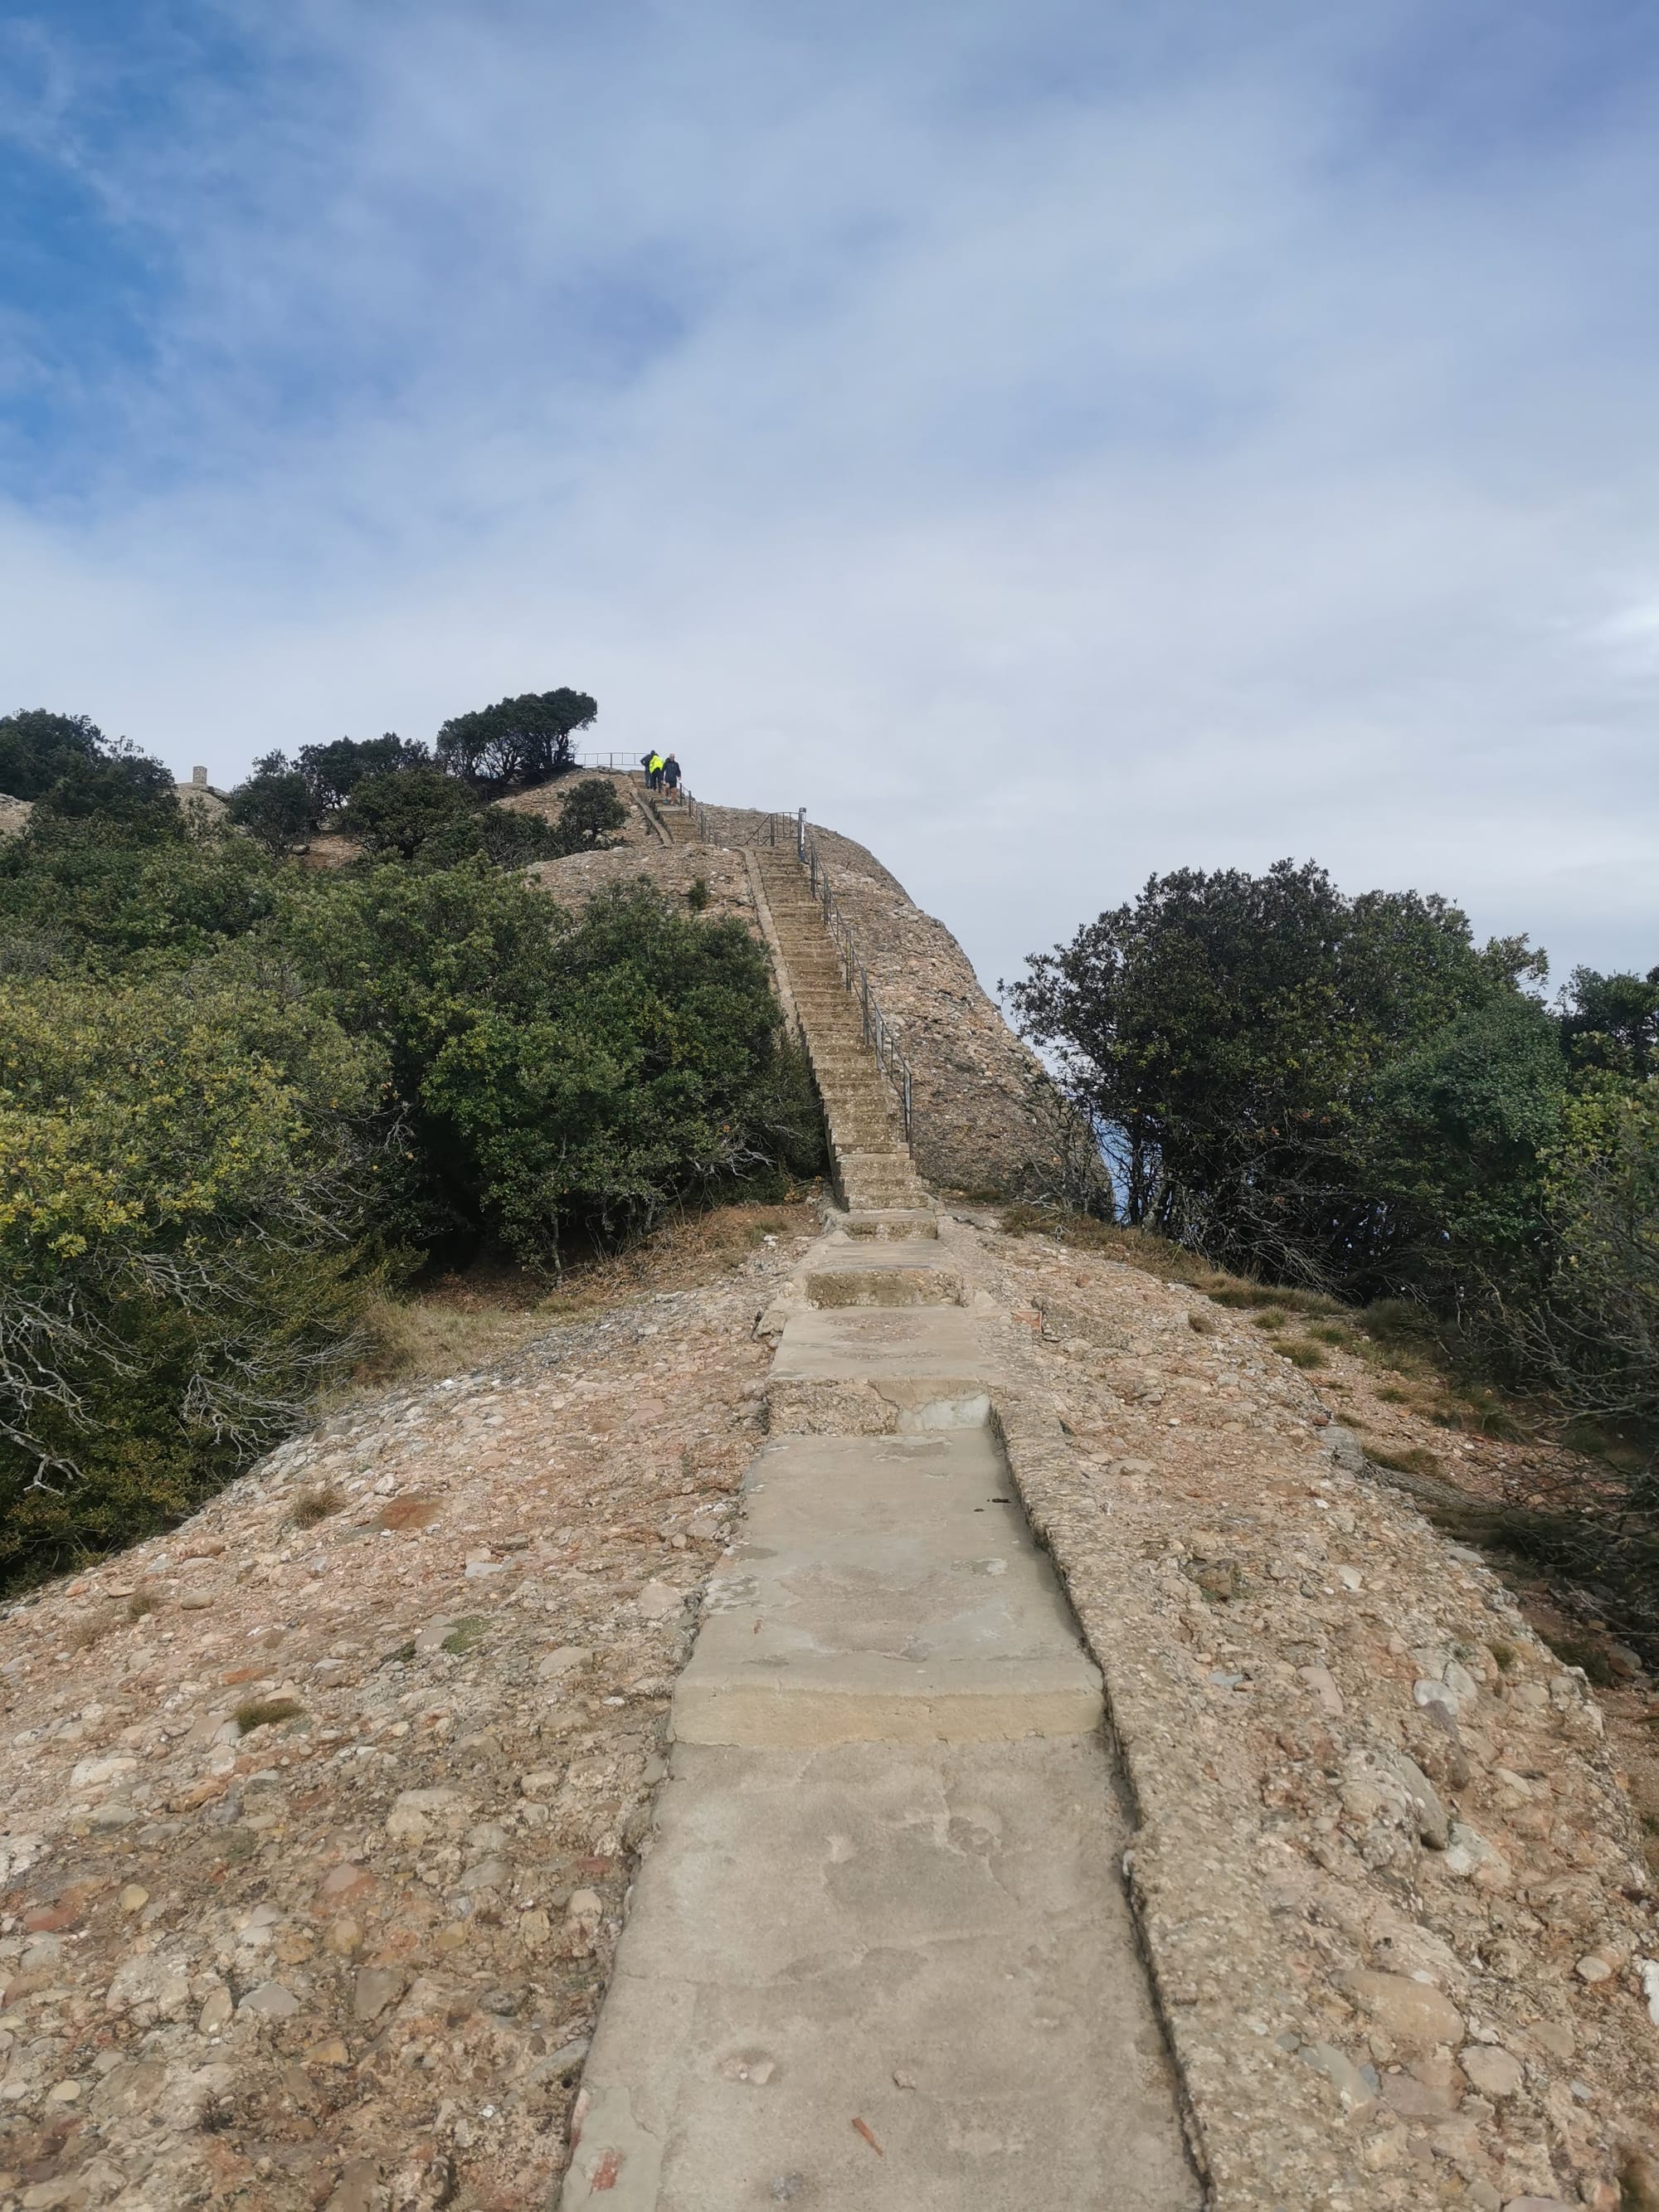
xmin=676 ymin=1431 xmax=1101 ymax=1747
xmin=766 ymin=1308 xmax=986 ymax=1432
xmin=804 ymin=1243 xmax=963 ymax=1306
xmin=839 ymin=1208 xmax=939 ymax=1239
xmin=562 ymin=1737 xmax=1197 ymax=2210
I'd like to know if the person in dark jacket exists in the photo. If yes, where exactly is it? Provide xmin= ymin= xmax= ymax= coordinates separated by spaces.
xmin=662 ymin=753 xmax=682 ymax=801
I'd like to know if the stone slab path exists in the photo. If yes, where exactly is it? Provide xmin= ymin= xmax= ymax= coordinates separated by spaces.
xmin=562 ymin=1236 xmax=1199 ymax=2208
xmin=562 ymin=850 xmax=1197 ymax=2207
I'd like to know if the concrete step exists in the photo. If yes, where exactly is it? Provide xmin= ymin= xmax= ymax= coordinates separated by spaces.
xmin=562 ymin=1742 xmax=1197 ymax=2210
xmin=840 ymin=1208 xmax=939 ymax=1239
xmin=676 ymin=1431 xmax=1101 ymax=1746
xmin=766 ymin=1308 xmax=986 ymax=1432
xmin=804 ymin=1243 xmax=963 ymax=1306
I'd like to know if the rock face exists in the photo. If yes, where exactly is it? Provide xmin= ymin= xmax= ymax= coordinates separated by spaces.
xmin=0 ymin=795 xmax=31 ymax=843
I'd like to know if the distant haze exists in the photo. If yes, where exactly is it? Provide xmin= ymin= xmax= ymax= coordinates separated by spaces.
xmin=3 ymin=1 xmax=1656 ymax=991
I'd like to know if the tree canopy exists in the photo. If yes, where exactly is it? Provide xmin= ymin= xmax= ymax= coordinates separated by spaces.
xmin=435 ymin=688 xmax=597 ymax=789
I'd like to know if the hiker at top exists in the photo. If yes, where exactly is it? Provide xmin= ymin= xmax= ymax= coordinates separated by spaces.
xmin=642 ymin=750 xmax=665 ymax=792
xmin=662 ymin=752 xmax=682 ymax=801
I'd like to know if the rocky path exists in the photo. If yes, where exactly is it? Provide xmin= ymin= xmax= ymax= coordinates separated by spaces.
xmin=559 ymin=866 xmax=1199 ymax=2208
xmin=561 ymin=1218 xmax=1198 ymax=2210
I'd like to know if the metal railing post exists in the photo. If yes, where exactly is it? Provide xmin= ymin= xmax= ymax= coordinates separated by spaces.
xmin=797 ymin=807 xmax=805 ymax=859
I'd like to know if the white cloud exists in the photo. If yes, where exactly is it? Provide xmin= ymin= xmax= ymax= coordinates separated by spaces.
xmin=2 ymin=0 xmax=1656 ymax=990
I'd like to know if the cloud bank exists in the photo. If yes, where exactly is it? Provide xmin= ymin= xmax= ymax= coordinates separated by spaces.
xmin=2 ymin=0 xmax=1657 ymax=990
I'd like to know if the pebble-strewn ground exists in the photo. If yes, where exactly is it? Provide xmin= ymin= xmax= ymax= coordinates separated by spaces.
xmin=0 ymin=1227 xmax=810 ymax=2212
xmin=971 ymin=1218 xmax=1659 ymax=2212
xmin=3 ymin=1199 xmax=1657 ymax=2212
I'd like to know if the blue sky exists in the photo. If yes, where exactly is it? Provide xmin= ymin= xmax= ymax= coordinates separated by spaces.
xmin=2 ymin=0 xmax=1657 ymax=990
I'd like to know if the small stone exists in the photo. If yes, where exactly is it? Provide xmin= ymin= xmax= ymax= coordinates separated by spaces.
xmin=456 ymin=1855 xmax=510 ymax=1893
xmin=1461 ymin=2044 xmax=1523 ymax=2098
xmin=238 ymin=1981 xmax=301 ymax=2018
xmin=1303 ymin=2041 xmax=1376 ymax=2113
xmin=636 ymin=1581 xmax=684 ymax=1620
xmin=304 ymin=2036 xmax=350 ymax=2067
xmin=353 ymin=1967 xmax=405 ymax=2022
xmin=1532 ymin=2019 xmax=1575 ymax=2060
xmin=538 ymin=1646 xmax=587 ymax=1682
xmin=324 ymin=1918 xmax=363 ymax=1956
xmin=118 ymin=1885 xmax=148 ymax=1913
xmin=1336 ymin=1970 xmax=1464 ymax=2049
xmin=519 ymin=1770 xmax=562 ymax=1799
xmin=45 ymin=2078 xmax=81 ymax=2103
xmin=199 ymin=1987 xmax=234 ymax=2034
xmin=1574 ymin=1954 xmax=1613 ymax=1984
xmin=1297 ymin=1665 xmax=1343 ymax=1716
xmin=1444 ymin=1821 xmax=1512 ymax=1890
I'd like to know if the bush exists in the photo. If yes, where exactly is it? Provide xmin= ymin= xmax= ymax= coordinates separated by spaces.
xmin=435 ymin=688 xmax=596 ymax=789
xmin=1008 ymin=859 xmax=1559 ymax=1296
xmin=0 ymin=959 xmax=383 ymax=1586
xmin=0 ymin=814 xmax=280 ymax=976
xmin=226 ymin=751 xmax=320 ymax=856
xmin=280 ymin=864 xmax=824 ymax=1266
xmin=0 ymin=710 xmax=106 ymax=800
xmin=336 ymin=765 xmax=480 ymax=860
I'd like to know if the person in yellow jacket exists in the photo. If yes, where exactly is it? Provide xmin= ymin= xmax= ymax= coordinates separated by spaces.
xmin=640 ymin=750 xmax=665 ymax=793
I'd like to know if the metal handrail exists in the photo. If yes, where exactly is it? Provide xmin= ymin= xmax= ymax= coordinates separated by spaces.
xmin=795 ymin=814 xmax=914 ymax=1144
xmin=688 ymin=801 xmax=916 ymax=1141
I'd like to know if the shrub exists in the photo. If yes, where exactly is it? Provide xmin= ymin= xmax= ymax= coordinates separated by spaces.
xmin=0 ymin=814 xmax=280 ymax=976
xmin=0 ymin=958 xmax=383 ymax=1587
xmin=227 ymin=752 xmax=320 ymax=856
xmin=336 ymin=766 xmax=479 ymax=860
xmin=281 ymin=865 xmax=824 ymax=1268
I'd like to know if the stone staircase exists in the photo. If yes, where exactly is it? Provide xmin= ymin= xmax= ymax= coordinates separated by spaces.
xmin=754 ymin=846 xmax=932 ymax=1228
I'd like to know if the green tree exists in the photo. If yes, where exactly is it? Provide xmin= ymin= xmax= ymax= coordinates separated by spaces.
xmin=1559 ymin=965 xmax=1659 ymax=1079
xmin=227 ymin=751 xmax=320 ymax=856
xmin=547 ymin=775 xmax=628 ymax=855
xmin=0 ymin=710 xmax=105 ymax=800
xmin=0 ymin=958 xmax=383 ymax=1584
xmin=296 ymin=733 xmax=430 ymax=814
xmin=1008 ymin=859 xmax=1554 ymax=1291
xmin=336 ymin=765 xmax=480 ymax=859
xmin=280 ymin=865 xmax=821 ymax=1266
xmin=435 ymin=688 xmax=597 ymax=789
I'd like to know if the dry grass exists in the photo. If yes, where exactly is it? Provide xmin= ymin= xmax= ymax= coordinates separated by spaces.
xmin=348 ymin=1198 xmax=822 ymax=1391
xmin=236 ymin=1696 xmax=303 ymax=1735
xmin=291 ymin=1481 xmax=346 ymax=1529
xmin=126 ymin=1587 xmax=158 ymax=1621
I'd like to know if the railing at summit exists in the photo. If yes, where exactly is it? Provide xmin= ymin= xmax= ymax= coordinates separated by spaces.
xmin=691 ymin=802 xmax=913 ymax=1145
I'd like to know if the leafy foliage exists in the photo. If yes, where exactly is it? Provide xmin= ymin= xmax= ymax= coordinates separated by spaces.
xmin=0 ymin=710 xmax=106 ymax=800
xmin=544 ymin=775 xmax=628 ymax=856
xmin=435 ymin=688 xmax=597 ymax=790
xmin=1008 ymin=859 xmax=1550 ymax=1292
xmin=296 ymin=733 xmax=431 ymax=813
xmin=226 ymin=751 xmax=321 ymax=856
xmin=336 ymin=765 xmax=481 ymax=859
xmin=0 ymin=958 xmax=383 ymax=1585
xmin=280 ymin=866 xmax=821 ymax=1266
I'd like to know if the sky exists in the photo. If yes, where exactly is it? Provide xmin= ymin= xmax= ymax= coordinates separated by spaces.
xmin=2 ymin=0 xmax=1657 ymax=997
